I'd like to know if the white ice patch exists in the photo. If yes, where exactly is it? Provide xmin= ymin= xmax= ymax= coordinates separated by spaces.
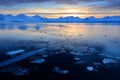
xmin=53 ymin=67 xmax=69 ymax=74
xmin=86 ymin=66 xmax=94 ymax=71
xmin=0 ymin=48 xmax=46 ymax=67
xmin=70 ymin=51 xmax=83 ymax=56
xmin=103 ymin=58 xmax=118 ymax=64
xmin=30 ymin=58 xmax=46 ymax=64
xmin=6 ymin=49 xmax=25 ymax=55
xmin=74 ymin=57 xmax=81 ymax=61
xmin=98 ymin=53 xmax=113 ymax=58
xmin=115 ymin=56 xmax=120 ymax=59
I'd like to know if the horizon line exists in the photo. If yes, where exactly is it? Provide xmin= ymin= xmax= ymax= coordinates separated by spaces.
xmin=0 ymin=13 xmax=120 ymax=15
xmin=25 ymin=13 xmax=120 ymax=14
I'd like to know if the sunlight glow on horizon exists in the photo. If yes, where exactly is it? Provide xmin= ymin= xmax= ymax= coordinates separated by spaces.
xmin=0 ymin=0 xmax=120 ymax=18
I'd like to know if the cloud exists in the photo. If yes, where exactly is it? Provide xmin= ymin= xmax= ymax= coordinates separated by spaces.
xmin=0 ymin=0 xmax=103 ymax=5
xmin=0 ymin=0 xmax=119 ymax=13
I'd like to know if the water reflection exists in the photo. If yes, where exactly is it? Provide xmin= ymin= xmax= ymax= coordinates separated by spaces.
xmin=0 ymin=22 xmax=120 ymax=57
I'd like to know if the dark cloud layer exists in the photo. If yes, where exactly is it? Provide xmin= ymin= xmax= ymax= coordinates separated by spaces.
xmin=0 ymin=0 xmax=120 ymax=9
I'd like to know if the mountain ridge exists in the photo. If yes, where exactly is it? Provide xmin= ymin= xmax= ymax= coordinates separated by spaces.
xmin=0 ymin=14 xmax=120 ymax=23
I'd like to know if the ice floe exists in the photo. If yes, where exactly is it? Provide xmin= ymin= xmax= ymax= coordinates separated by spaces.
xmin=0 ymin=48 xmax=46 ymax=67
xmin=98 ymin=53 xmax=113 ymax=58
xmin=103 ymin=58 xmax=118 ymax=64
xmin=30 ymin=58 xmax=46 ymax=64
xmin=53 ymin=67 xmax=69 ymax=74
xmin=6 ymin=49 xmax=25 ymax=55
xmin=70 ymin=51 xmax=83 ymax=56
xmin=86 ymin=66 xmax=94 ymax=71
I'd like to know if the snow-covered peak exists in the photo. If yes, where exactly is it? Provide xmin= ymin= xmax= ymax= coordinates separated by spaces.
xmin=0 ymin=14 xmax=120 ymax=23
xmin=16 ymin=14 xmax=27 ymax=18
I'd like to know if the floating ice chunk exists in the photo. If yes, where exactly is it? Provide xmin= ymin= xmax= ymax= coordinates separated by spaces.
xmin=98 ymin=53 xmax=113 ymax=58
xmin=86 ymin=66 xmax=94 ymax=71
xmin=62 ymin=70 xmax=69 ymax=74
xmin=53 ymin=67 xmax=69 ymax=74
xmin=115 ymin=57 xmax=120 ymax=59
xmin=74 ymin=57 xmax=81 ymax=60
xmin=30 ymin=58 xmax=46 ymax=64
xmin=13 ymin=68 xmax=29 ymax=76
xmin=103 ymin=58 xmax=118 ymax=64
xmin=0 ymin=48 xmax=46 ymax=67
xmin=6 ymin=49 xmax=25 ymax=55
xmin=70 ymin=51 xmax=83 ymax=56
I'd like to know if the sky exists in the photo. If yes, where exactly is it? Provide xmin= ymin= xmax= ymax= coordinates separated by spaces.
xmin=0 ymin=0 xmax=120 ymax=18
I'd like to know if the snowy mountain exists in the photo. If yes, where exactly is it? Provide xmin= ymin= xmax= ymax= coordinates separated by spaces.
xmin=0 ymin=14 xmax=120 ymax=23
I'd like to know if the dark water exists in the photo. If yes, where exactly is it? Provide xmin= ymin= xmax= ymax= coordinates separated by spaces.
xmin=0 ymin=22 xmax=120 ymax=80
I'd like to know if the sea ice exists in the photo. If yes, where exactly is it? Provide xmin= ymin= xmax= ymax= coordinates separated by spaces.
xmin=70 ymin=51 xmax=83 ymax=56
xmin=103 ymin=58 xmax=118 ymax=64
xmin=0 ymin=48 xmax=46 ymax=67
xmin=74 ymin=57 xmax=81 ymax=60
xmin=98 ymin=53 xmax=113 ymax=58
xmin=6 ymin=49 xmax=25 ymax=55
xmin=53 ymin=67 xmax=69 ymax=74
xmin=86 ymin=66 xmax=94 ymax=71
xmin=30 ymin=58 xmax=46 ymax=64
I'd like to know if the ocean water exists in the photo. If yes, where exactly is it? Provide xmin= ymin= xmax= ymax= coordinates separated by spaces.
xmin=0 ymin=23 xmax=120 ymax=55
xmin=0 ymin=22 xmax=120 ymax=80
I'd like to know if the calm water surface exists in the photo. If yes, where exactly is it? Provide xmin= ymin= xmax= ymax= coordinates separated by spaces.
xmin=0 ymin=23 xmax=120 ymax=56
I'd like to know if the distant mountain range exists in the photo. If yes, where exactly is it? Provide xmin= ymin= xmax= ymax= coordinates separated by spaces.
xmin=0 ymin=14 xmax=120 ymax=23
